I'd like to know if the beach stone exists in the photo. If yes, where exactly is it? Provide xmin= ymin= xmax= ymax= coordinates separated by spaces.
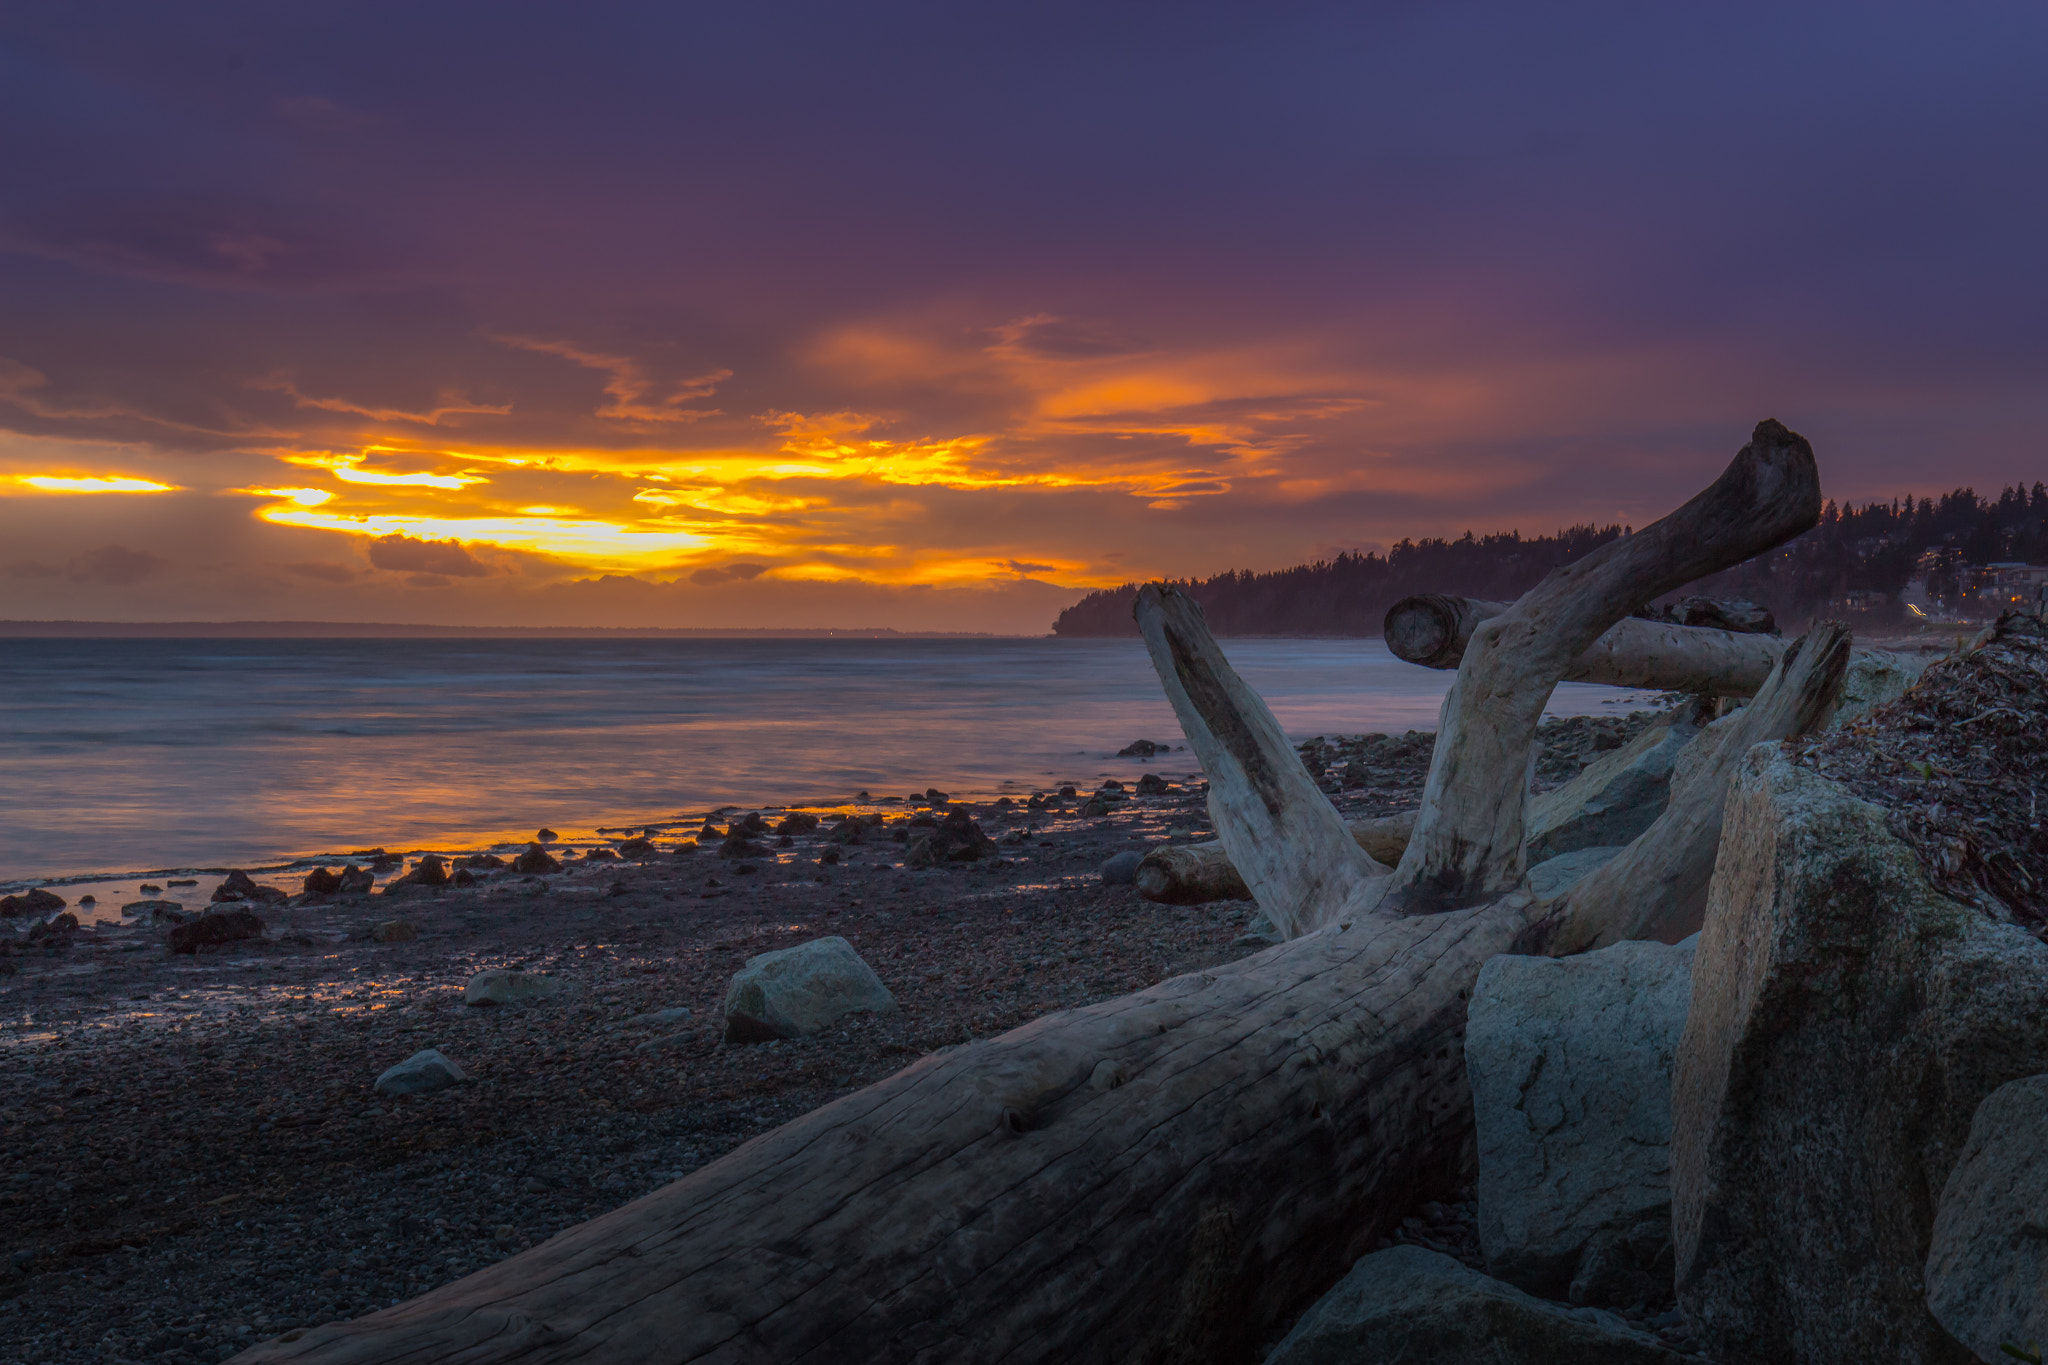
xmin=371 ymin=919 xmax=417 ymax=943
xmin=139 ymin=883 xmax=162 ymax=894
xmin=511 ymin=844 xmax=561 ymax=875
xmin=1468 ymin=935 xmax=1694 ymax=1302
xmin=25 ymin=914 xmax=78 ymax=946
xmin=0 ymin=887 xmax=65 ymax=917
xmin=464 ymin=969 xmax=572 ymax=1007
xmin=460 ymin=852 xmax=506 ymax=870
xmin=1135 ymin=773 xmax=1170 ymax=796
xmin=625 ymin=1006 xmax=693 ymax=1028
xmin=776 ymin=812 xmax=820 ymax=835
xmin=906 ymin=810 xmax=996 ymax=868
xmin=336 ymin=864 xmax=375 ymax=894
xmin=374 ymin=1049 xmax=467 ymax=1097
xmin=122 ymin=898 xmax=184 ymax=918
xmin=1672 ymin=750 xmax=2048 ymax=1365
xmin=1100 ymin=851 xmax=1144 ymax=885
xmin=616 ymin=837 xmax=658 ymax=860
xmin=722 ymin=935 xmax=897 ymax=1043
xmin=535 ymin=828 xmax=557 ymax=843
xmin=827 ymin=819 xmax=866 ymax=846
xmin=385 ymin=854 xmax=449 ymax=890
xmin=582 ymin=846 xmax=619 ymax=861
xmin=1262 ymin=1245 xmax=1685 ymax=1365
xmin=1081 ymin=795 xmax=1110 ymax=817
xmin=1924 ymin=1073 xmax=2048 ymax=1359
xmin=302 ymin=867 xmax=341 ymax=895
xmin=1117 ymin=739 xmax=1162 ymax=756
xmin=211 ymin=869 xmax=287 ymax=904
xmin=167 ymin=908 xmax=266 ymax=954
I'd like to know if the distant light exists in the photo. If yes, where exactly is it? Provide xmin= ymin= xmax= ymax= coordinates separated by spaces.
xmin=13 ymin=474 xmax=179 ymax=493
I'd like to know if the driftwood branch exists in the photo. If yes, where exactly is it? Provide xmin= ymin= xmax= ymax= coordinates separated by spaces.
xmin=1389 ymin=420 xmax=1821 ymax=910
xmin=1135 ymin=814 xmax=1415 ymax=906
xmin=1548 ymin=620 xmax=1852 ymax=950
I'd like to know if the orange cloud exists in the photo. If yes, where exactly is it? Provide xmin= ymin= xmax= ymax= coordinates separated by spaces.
xmin=6 ymin=473 xmax=180 ymax=493
xmin=490 ymin=334 xmax=731 ymax=425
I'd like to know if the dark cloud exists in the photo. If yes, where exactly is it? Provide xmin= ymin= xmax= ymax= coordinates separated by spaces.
xmin=366 ymin=535 xmax=491 ymax=577
xmin=63 ymin=544 xmax=162 ymax=586
xmin=689 ymin=563 xmax=770 ymax=586
xmin=0 ymin=189 xmax=377 ymax=290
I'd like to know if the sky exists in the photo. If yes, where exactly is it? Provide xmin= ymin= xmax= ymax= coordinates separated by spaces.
xmin=3 ymin=2 xmax=2047 ymax=633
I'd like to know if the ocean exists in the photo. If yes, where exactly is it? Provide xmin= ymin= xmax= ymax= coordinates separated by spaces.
xmin=0 ymin=636 xmax=1659 ymax=885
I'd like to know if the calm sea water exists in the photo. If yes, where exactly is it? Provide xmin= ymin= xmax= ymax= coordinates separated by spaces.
xmin=0 ymin=637 xmax=1656 ymax=883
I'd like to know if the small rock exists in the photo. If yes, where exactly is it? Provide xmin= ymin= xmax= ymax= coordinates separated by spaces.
xmin=122 ymin=898 xmax=185 ymax=919
xmin=775 ymin=812 xmax=821 ymax=835
xmin=723 ymin=935 xmax=897 ymax=1043
xmin=167 ymin=908 xmax=266 ymax=954
xmin=511 ymin=844 xmax=562 ymax=875
xmin=1116 ymin=739 xmax=1163 ymax=756
xmin=535 ymin=828 xmax=557 ymax=844
xmin=1135 ymin=773 xmax=1170 ymax=796
xmin=373 ymin=1049 xmax=467 ymax=1097
xmin=464 ymin=969 xmax=572 ymax=1007
xmin=139 ymin=883 xmax=163 ymax=894
xmin=1081 ymin=795 xmax=1109 ymax=817
xmin=75 ymin=894 xmax=94 ymax=906
xmin=336 ymin=864 xmax=375 ymax=894
xmin=582 ymin=847 xmax=619 ymax=862
xmin=615 ymin=837 xmax=658 ymax=860
xmin=453 ymin=868 xmax=476 ymax=886
xmin=1101 ymin=851 xmax=1145 ymax=885
xmin=461 ymin=852 xmax=506 ymax=869
xmin=624 ymin=1006 xmax=693 ymax=1028
xmin=818 ymin=847 xmax=842 ymax=865
xmin=371 ymin=919 xmax=417 ymax=943
xmin=384 ymin=854 xmax=449 ymax=890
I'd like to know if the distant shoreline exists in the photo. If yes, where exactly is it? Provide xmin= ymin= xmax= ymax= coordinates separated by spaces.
xmin=0 ymin=620 xmax=1024 ymax=639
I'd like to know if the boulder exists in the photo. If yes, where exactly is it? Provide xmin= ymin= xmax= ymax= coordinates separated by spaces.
xmin=26 ymin=914 xmax=79 ymax=947
xmin=511 ymin=843 xmax=561 ymax=875
xmin=1672 ymin=750 xmax=2048 ymax=1365
xmin=464 ymin=969 xmax=572 ymax=1006
xmin=722 ymin=935 xmax=897 ymax=1044
xmin=1135 ymin=772 xmax=1170 ymax=796
xmin=336 ymin=863 xmax=375 ymax=894
xmin=1467 ymin=936 xmax=1695 ymax=1302
xmin=1116 ymin=739 xmax=1163 ymax=756
xmin=384 ymin=854 xmax=449 ymax=890
xmin=0 ymin=887 xmax=66 ymax=917
xmin=302 ymin=867 xmax=342 ymax=895
xmin=1924 ymin=1073 xmax=2048 ymax=1361
xmin=615 ymin=837 xmax=659 ymax=860
xmin=167 ymin=908 xmax=266 ymax=954
xmin=1525 ymin=707 xmax=1701 ymax=865
xmin=1100 ymin=851 xmax=1144 ymax=885
xmin=775 ymin=812 xmax=820 ymax=835
xmin=374 ymin=1049 xmax=467 ymax=1097
xmin=1262 ymin=1245 xmax=1685 ymax=1365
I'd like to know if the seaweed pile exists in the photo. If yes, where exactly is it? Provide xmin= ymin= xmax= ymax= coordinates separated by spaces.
xmin=1798 ymin=611 xmax=2047 ymax=938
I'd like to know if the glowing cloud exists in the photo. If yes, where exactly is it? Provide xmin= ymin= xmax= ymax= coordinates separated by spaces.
xmin=9 ymin=474 xmax=179 ymax=493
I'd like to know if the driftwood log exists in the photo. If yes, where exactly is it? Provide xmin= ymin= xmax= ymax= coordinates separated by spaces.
xmin=1135 ymin=813 xmax=1415 ymax=904
xmin=1384 ymin=591 xmax=1898 ymax=700
xmin=240 ymin=420 xmax=1847 ymax=1365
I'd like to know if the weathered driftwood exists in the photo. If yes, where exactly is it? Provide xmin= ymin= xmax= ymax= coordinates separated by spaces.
xmin=238 ymin=421 xmax=1837 ymax=1365
xmin=1135 ymin=814 xmax=1415 ymax=905
xmin=1383 ymin=592 xmax=1913 ymax=707
xmin=1385 ymin=593 xmax=1789 ymax=695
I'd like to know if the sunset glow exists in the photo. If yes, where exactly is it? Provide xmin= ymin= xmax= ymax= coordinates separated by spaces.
xmin=2 ymin=6 xmax=2043 ymax=631
xmin=10 ymin=475 xmax=179 ymax=494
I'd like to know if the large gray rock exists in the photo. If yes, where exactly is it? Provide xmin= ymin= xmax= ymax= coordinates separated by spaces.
xmin=1262 ymin=1245 xmax=1685 ymax=1365
xmin=1526 ymin=709 xmax=1700 ymax=865
xmin=1673 ymin=749 xmax=2048 ymax=1365
xmin=1925 ymin=1073 xmax=2048 ymax=1361
xmin=723 ymin=935 xmax=897 ymax=1043
xmin=1467 ymin=935 xmax=1696 ymax=1302
xmin=374 ymin=1049 xmax=467 ymax=1097
xmin=463 ymin=969 xmax=573 ymax=1006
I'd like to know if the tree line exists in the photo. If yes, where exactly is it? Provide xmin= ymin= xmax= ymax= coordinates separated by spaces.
xmin=1049 ymin=483 xmax=2048 ymax=636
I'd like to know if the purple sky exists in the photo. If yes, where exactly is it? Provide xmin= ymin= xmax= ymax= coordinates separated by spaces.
xmin=3 ymin=2 xmax=2045 ymax=630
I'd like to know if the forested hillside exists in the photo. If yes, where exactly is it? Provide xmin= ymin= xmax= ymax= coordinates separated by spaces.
xmin=1051 ymin=484 xmax=2048 ymax=636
